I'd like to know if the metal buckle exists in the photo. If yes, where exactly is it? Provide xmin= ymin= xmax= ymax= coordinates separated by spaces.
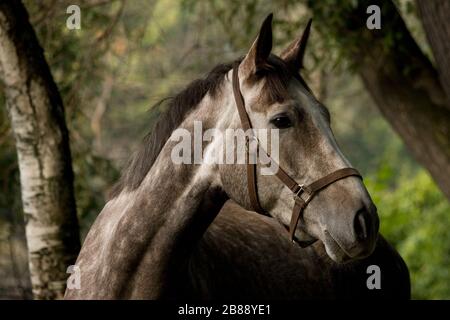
xmin=293 ymin=184 xmax=313 ymax=204
xmin=293 ymin=184 xmax=304 ymax=199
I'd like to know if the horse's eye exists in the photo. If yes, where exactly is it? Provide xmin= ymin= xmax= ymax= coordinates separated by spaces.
xmin=270 ymin=115 xmax=292 ymax=129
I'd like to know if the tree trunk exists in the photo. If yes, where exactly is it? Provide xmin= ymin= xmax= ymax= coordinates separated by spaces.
xmin=416 ymin=0 xmax=450 ymax=108
xmin=308 ymin=0 xmax=450 ymax=200
xmin=0 ymin=1 xmax=80 ymax=299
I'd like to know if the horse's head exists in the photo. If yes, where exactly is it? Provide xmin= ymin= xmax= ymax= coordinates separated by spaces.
xmin=218 ymin=15 xmax=379 ymax=263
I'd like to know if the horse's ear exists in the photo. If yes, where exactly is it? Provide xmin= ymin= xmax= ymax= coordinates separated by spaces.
xmin=280 ymin=18 xmax=312 ymax=72
xmin=241 ymin=13 xmax=273 ymax=76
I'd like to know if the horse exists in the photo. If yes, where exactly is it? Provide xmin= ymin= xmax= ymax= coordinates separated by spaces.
xmin=65 ymin=15 xmax=410 ymax=299
xmin=184 ymin=200 xmax=409 ymax=299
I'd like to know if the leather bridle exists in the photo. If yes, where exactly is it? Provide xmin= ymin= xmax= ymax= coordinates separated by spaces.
xmin=231 ymin=62 xmax=363 ymax=244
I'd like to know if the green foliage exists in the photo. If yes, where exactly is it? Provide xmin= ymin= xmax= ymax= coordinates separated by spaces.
xmin=328 ymin=72 xmax=450 ymax=299
xmin=72 ymin=151 xmax=119 ymax=239
xmin=324 ymin=69 xmax=450 ymax=299
xmin=366 ymin=168 xmax=450 ymax=299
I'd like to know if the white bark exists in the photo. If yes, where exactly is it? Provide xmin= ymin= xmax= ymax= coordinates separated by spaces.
xmin=0 ymin=1 xmax=80 ymax=299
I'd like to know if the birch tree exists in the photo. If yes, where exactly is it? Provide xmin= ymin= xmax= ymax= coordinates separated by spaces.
xmin=0 ymin=1 xmax=80 ymax=299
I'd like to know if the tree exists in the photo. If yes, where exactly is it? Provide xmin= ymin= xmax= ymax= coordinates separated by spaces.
xmin=416 ymin=0 xmax=450 ymax=106
xmin=306 ymin=0 xmax=450 ymax=200
xmin=0 ymin=1 xmax=80 ymax=299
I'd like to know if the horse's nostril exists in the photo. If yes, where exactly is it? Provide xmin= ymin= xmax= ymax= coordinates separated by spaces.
xmin=354 ymin=208 xmax=369 ymax=241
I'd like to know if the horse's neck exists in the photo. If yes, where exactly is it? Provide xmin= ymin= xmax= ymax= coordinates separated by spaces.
xmin=70 ymin=93 xmax=232 ymax=299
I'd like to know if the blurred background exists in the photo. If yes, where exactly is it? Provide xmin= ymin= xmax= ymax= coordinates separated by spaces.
xmin=0 ymin=0 xmax=448 ymax=299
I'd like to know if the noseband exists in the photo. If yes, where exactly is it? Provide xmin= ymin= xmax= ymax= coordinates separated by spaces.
xmin=231 ymin=62 xmax=362 ymax=244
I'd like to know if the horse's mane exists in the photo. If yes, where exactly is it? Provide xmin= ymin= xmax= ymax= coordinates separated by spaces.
xmin=108 ymin=55 xmax=305 ymax=199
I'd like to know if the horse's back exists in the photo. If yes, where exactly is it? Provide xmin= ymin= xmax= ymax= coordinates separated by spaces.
xmin=184 ymin=200 xmax=334 ymax=299
xmin=184 ymin=200 xmax=410 ymax=299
